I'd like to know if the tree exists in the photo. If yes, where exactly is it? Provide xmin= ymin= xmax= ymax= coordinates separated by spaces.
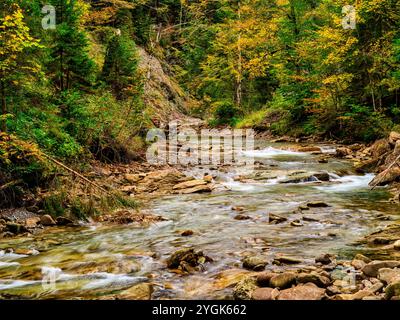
xmin=47 ymin=0 xmax=95 ymax=92
xmin=0 ymin=3 xmax=41 ymax=132
xmin=101 ymin=31 xmax=141 ymax=100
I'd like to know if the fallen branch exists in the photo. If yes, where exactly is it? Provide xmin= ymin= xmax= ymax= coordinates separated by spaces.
xmin=370 ymin=153 xmax=400 ymax=190
xmin=0 ymin=179 xmax=23 ymax=191
xmin=41 ymin=153 xmax=112 ymax=195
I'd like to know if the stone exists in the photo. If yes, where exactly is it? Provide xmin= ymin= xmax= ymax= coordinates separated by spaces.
xmin=173 ymin=179 xmax=207 ymax=190
xmin=273 ymin=256 xmax=302 ymax=265
xmin=25 ymin=217 xmax=40 ymax=228
xmin=116 ymin=283 xmax=153 ymax=300
xmin=232 ymin=206 xmax=245 ymax=212
xmin=270 ymin=272 xmax=297 ymax=289
xmin=233 ymin=277 xmax=258 ymax=300
xmin=389 ymin=131 xmax=400 ymax=145
xmin=119 ymin=185 xmax=136 ymax=193
xmin=234 ymin=214 xmax=251 ymax=220
xmin=326 ymin=285 xmax=341 ymax=296
xmin=296 ymin=272 xmax=331 ymax=288
xmin=40 ymin=215 xmax=56 ymax=226
xmin=336 ymin=147 xmax=352 ymax=157
xmin=280 ymin=173 xmax=318 ymax=184
xmin=277 ymin=283 xmax=325 ymax=300
xmin=313 ymin=172 xmax=330 ymax=181
xmin=369 ymin=167 xmax=400 ymax=187
xmin=351 ymin=259 xmax=366 ymax=270
xmin=256 ymin=272 xmax=276 ymax=287
xmin=252 ymin=287 xmax=279 ymax=300
xmin=354 ymin=254 xmax=371 ymax=263
xmin=385 ymin=281 xmax=400 ymax=300
xmin=181 ymin=230 xmax=194 ymax=237
xmin=290 ymin=219 xmax=303 ymax=227
xmin=268 ymin=213 xmax=287 ymax=224
xmin=361 ymin=260 xmax=400 ymax=277
xmin=307 ymin=201 xmax=330 ymax=208
xmin=177 ymin=184 xmax=212 ymax=194
xmin=203 ymin=175 xmax=213 ymax=183
xmin=124 ymin=173 xmax=142 ymax=183
xmin=378 ymin=268 xmax=400 ymax=285
xmin=372 ymin=237 xmax=391 ymax=244
xmin=6 ymin=222 xmax=27 ymax=234
xmin=56 ymin=217 xmax=74 ymax=226
xmin=315 ymin=254 xmax=335 ymax=265
xmin=351 ymin=282 xmax=384 ymax=300
xmin=394 ymin=240 xmax=400 ymax=250
xmin=166 ymin=248 xmax=212 ymax=270
xmin=297 ymin=146 xmax=322 ymax=153
xmin=242 ymin=256 xmax=268 ymax=271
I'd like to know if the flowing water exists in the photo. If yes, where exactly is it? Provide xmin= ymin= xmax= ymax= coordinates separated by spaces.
xmin=1 ymin=142 xmax=399 ymax=300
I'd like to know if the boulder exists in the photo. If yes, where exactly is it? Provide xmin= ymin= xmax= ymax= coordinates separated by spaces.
xmin=297 ymin=146 xmax=322 ymax=153
xmin=176 ymin=185 xmax=212 ymax=194
xmin=389 ymin=131 xmax=400 ymax=145
xmin=361 ymin=260 xmax=400 ymax=277
xmin=369 ymin=167 xmax=400 ymax=186
xmin=273 ymin=256 xmax=302 ymax=265
xmin=296 ymin=272 xmax=331 ymax=288
xmin=256 ymin=272 xmax=276 ymax=287
xmin=173 ymin=179 xmax=207 ymax=190
xmin=252 ymin=287 xmax=279 ymax=300
xmin=313 ymin=172 xmax=330 ymax=181
xmin=270 ymin=272 xmax=297 ymax=289
xmin=242 ymin=256 xmax=268 ymax=271
xmin=277 ymin=283 xmax=325 ymax=300
xmin=351 ymin=259 xmax=366 ymax=270
xmin=166 ymin=248 xmax=212 ymax=271
xmin=233 ymin=277 xmax=259 ymax=300
xmin=336 ymin=147 xmax=352 ymax=157
xmin=268 ymin=213 xmax=287 ymax=224
xmin=116 ymin=283 xmax=153 ymax=300
xmin=40 ymin=215 xmax=56 ymax=226
xmin=124 ymin=174 xmax=142 ymax=184
xmin=307 ymin=201 xmax=330 ymax=208
xmin=385 ymin=281 xmax=400 ymax=300
xmin=394 ymin=240 xmax=400 ymax=250
xmin=315 ymin=253 xmax=335 ymax=265
xmin=368 ymin=139 xmax=391 ymax=158
xmin=56 ymin=217 xmax=74 ymax=226
xmin=6 ymin=222 xmax=27 ymax=234
xmin=354 ymin=254 xmax=371 ymax=263
xmin=25 ymin=217 xmax=41 ymax=228
xmin=378 ymin=268 xmax=400 ymax=285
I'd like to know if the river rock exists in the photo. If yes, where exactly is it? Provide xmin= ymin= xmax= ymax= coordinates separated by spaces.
xmin=378 ymin=268 xmax=400 ymax=285
xmin=203 ymin=175 xmax=213 ymax=183
xmin=277 ymin=283 xmax=325 ymax=300
xmin=313 ymin=172 xmax=330 ymax=181
xmin=124 ymin=173 xmax=141 ymax=184
xmin=242 ymin=256 xmax=268 ymax=271
xmin=268 ymin=213 xmax=287 ymax=224
xmin=307 ymin=201 xmax=330 ymax=208
xmin=389 ymin=131 xmax=400 ymax=145
xmin=297 ymin=146 xmax=322 ymax=153
xmin=116 ymin=283 xmax=153 ymax=300
xmin=177 ymin=184 xmax=212 ymax=194
xmin=296 ymin=272 xmax=331 ymax=288
xmin=233 ymin=277 xmax=258 ymax=300
xmin=256 ymin=272 xmax=276 ymax=287
xmin=280 ymin=173 xmax=317 ymax=184
xmin=173 ymin=179 xmax=207 ymax=190
xmin=361 ymin=261 xmax=400 ymax=277
xmin=351 ymin=259 xmax=366 ymax=270
xmin=181 ymin=230 xmax=194 ymax=236
xmin=394 ymin=240 xmax=400 ymax=250
xmin=6 ymin=222 xmax=27 ymax=234
xmin=56 ymin=217 xmax=74 ymax=226
xmin=166 ymin=248 xmax=212 ymax=271
xmin=273 ymin=256 xmax=302 ymax=265
xmin=270 ymin=272 xmax=297 ymax=289
xmin=25 ymin=217 xmax=41 ymax=228
xmin=385 ymin=281 xmax=400 ymax=299
xmin=40 ymin=215 xmax=56 ymax=226
xmin=336 ymin=147 xmax=352 ymax=157
xmin=251 ymin=287 xmax=279 ymax=300
xmin=315 ymin=254 xmax=335 ymax=265
xmin=234 ymin=214 xmax=251 ymax=220
xmin=354 ymin=254 xmax=371 ymax=263
xmin=369 ymin=167 xmax=400 ymax=186
xmin=290 ymin=219 xmax=303 ymax=227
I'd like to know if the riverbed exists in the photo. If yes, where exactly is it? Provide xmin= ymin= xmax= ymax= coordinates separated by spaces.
xmin=0 ymin=141 xmax=399 ymax=299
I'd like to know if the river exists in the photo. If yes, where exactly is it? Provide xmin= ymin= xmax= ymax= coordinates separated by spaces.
xmin=0 ymin=141 xmax=399 ymax=299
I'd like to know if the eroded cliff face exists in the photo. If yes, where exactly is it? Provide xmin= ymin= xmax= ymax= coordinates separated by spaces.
xmin=137 ymin=47 xmax=200 ymax=128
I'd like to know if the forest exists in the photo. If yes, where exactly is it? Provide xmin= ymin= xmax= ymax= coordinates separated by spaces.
xmin=1 ymin=0 xmax=400 ymax=302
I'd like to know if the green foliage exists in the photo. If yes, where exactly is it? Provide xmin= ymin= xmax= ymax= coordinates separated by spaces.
xmin=210 ymin=100 xmax=240 ymax=126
